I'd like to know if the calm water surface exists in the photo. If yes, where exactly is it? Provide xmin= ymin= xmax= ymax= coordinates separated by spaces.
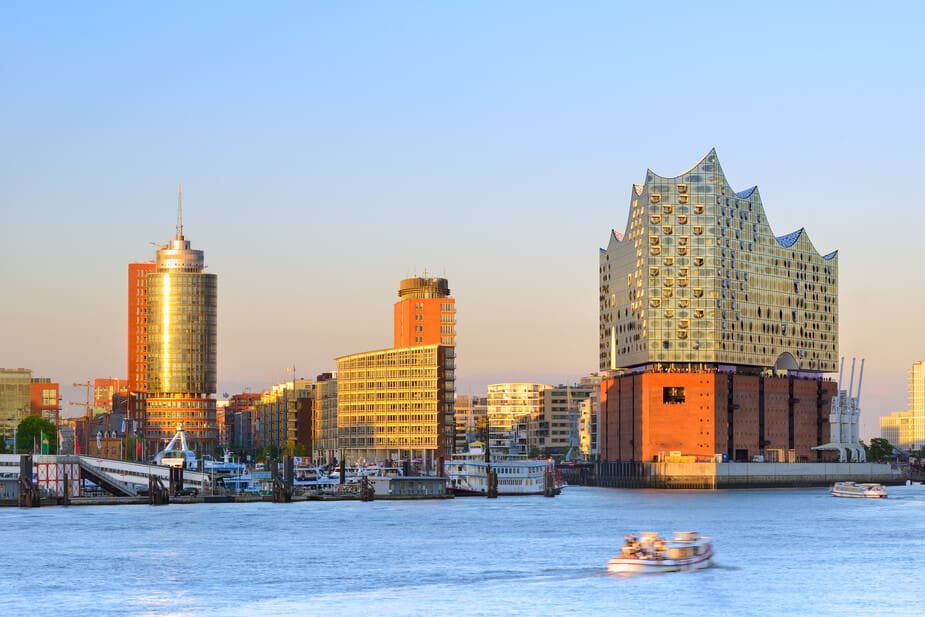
xmin=2 ymin=485 xmax=924 ymax=616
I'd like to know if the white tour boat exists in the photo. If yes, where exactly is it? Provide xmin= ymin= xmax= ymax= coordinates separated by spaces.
xmin=607 ymin=531 xmax=714 ymax=574
xmin=830 ymin=481 xmax=887 ymax=498
xmin=446 ymin=447 xmax=553 ymax=496
xmin=293 ymin=465 xmax=341 ymax=493
xmin=153 ymin=424 xmax=198 ymax=470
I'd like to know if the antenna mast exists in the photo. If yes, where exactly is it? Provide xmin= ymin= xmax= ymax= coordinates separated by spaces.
xmin=176 ymin=182 xmax=184 ymax=239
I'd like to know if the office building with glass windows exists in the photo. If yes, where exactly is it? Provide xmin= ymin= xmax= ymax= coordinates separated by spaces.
xmin=136 ymin=191 xmax=218 ymax=451
xmin=336 ymin=344 xmax=455 ymax=471
xmin=880 ymin=361 xmax=925 ymax=451
xmin=335 ymin=276 xmax=456 ymax=471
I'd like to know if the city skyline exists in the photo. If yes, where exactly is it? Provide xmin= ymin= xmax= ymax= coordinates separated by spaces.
xmin=3 ymin=3 xmax=924 ymax=441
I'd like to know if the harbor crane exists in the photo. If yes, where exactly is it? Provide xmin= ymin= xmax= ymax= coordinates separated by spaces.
xmin=68 ymin=380 xmax=93 ymax=418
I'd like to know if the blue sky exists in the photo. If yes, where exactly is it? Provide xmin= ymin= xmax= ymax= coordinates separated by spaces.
xmin=2 ymin=2 xmax=923 ymax=438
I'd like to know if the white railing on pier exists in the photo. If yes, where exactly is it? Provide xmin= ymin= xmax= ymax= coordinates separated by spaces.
xmin=0 ymin=454 xmax=208 ymax=492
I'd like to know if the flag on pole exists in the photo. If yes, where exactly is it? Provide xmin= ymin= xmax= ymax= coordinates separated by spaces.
xmin=41 ymin=432 xmax=49 ymax=455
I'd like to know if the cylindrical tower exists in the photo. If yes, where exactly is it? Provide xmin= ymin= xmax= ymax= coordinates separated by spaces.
xmin=397 ymin=276 xmax=451 ymax=300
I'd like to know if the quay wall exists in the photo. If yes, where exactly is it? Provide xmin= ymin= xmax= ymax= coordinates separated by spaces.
xmin=596 ymin=461 xmax=904 ymax=489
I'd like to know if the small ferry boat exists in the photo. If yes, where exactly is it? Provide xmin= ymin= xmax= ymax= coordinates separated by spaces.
xmin=203 ymin=450 xmax=246 ymax=475
xmin=446 ymin=447 xmax=553 ymax=496
xmin=222 ymin=471 xmax=272 ymax=495
xmin=830 ymin=481 xmax=887 ymax=498
xmin=607 ymin=531 xmax=714 ymax=574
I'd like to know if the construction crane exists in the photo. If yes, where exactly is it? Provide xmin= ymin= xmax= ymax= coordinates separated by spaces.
xmin=69 ymin=380 xmax=93 ymax=418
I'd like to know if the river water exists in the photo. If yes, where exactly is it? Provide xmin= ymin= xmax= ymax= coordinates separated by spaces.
xmin=2 ymin=485 xmax=923 ymax=616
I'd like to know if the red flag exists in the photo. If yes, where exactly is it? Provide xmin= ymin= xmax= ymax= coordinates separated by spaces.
xmin=75 ymin=439 xmax=81 ymax=455
xmin=136 ymin=440 xmax=142 ymax=460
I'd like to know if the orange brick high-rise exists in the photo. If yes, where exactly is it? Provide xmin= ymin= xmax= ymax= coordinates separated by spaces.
xmin=393 ymin=276 xmax=456 ymax=348
xmin=128 ymin=261 xmax=156 ymax=445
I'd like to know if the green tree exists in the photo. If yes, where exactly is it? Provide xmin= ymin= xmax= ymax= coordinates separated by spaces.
xmin=260 ymin=445 xmax=281 ymax=462
xmin=864 ymin=438 xmax=893 ymax=463
xmin=16 ymin=416 xmax=58 ymax=454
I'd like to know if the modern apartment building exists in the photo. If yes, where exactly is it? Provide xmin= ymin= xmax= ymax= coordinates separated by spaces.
xmin=226 ymin=392 xmax=261 ymax=454
xmin=485 ymin=382 xmax=595 ymax=457
xmin=577 ymin=374 xmax=602 ymax=461
xmin=453 ymin=394 xmax=486 ymax=453
xmin=534 ymin=384 xmax=593 ymax=455
xmin=0 ymin=369 xmax=60 ymax=438
xmin=599 ymin=151 xmax=839 ymax=463
xmin=336 ymin=344 xmax=456 ymax=471
xmin=93 ymin=378 xmax=128 ymax=412
xmin=880 ymin=361 xmax=925 ymax=450
xmin=313 ymin=372 xmax=338 ymax=465
xmin=257 ymin=379 xmax=313 ymax=456
xmin=1 ymin=369 xmax=33 ymax=438
xmin=486 ymin=383 xmax=549 ymax=455
xmin=137 ymin=188 xmax=218 ymax=452
xmin=30 ymin=378 xmax=60 ymax=424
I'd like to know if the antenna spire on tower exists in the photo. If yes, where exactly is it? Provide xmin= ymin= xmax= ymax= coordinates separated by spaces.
xmin=176 ymin=182 xmax=184 ymax=239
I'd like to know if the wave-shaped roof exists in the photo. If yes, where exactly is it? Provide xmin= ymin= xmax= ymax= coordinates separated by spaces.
xmin=775 ymin=228 xmax=837 ymax=260
xmin=776 ymin=229 xmax=804 ymax=248
xmin=605 ymin=149 xmax=837 ymax=262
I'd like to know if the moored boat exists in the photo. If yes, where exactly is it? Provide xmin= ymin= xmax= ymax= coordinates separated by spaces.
xmin=153 ymin=424 xmax=198 ymax=470
xmin=446 ymin=447 xmax=553 ymax=496
xmin=607 ymin=531 xmax=713 ymax=574
xmin=830 ymin=481 xmax=887 ymax=498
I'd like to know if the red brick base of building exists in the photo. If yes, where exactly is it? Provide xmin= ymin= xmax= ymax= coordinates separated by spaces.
xmin=600 ymin=370 xmax=838 ymax=463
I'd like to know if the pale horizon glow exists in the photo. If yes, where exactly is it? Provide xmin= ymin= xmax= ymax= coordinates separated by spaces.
xmin=2 ymin=2 xmax=924 ymax=441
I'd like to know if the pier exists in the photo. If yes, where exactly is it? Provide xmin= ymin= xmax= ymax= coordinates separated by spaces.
xmin=0 ymin=453 xmax=210 ymax=504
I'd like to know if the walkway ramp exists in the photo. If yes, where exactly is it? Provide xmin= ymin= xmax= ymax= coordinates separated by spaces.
xmin=77 ymin=458 xmax=137 ymax=497
xmin=76 ymin=456 xmax=209 ymax=492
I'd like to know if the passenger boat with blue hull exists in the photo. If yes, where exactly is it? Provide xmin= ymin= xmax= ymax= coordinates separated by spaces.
xmin=831 ymin=481 xmax=887 ymax=498
xmin=607 ymin=531 xmax=714 ymax=574
xmin=203 ymin=450 xmax=246 ymax=475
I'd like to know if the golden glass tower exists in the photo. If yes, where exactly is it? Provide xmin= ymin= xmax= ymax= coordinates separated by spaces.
xmin=145 ymin=187 xmax=218 ymax=450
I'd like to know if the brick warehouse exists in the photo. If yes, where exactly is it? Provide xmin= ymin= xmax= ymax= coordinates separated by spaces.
xmin=600 ymin=371 xmax=837 ymax=463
